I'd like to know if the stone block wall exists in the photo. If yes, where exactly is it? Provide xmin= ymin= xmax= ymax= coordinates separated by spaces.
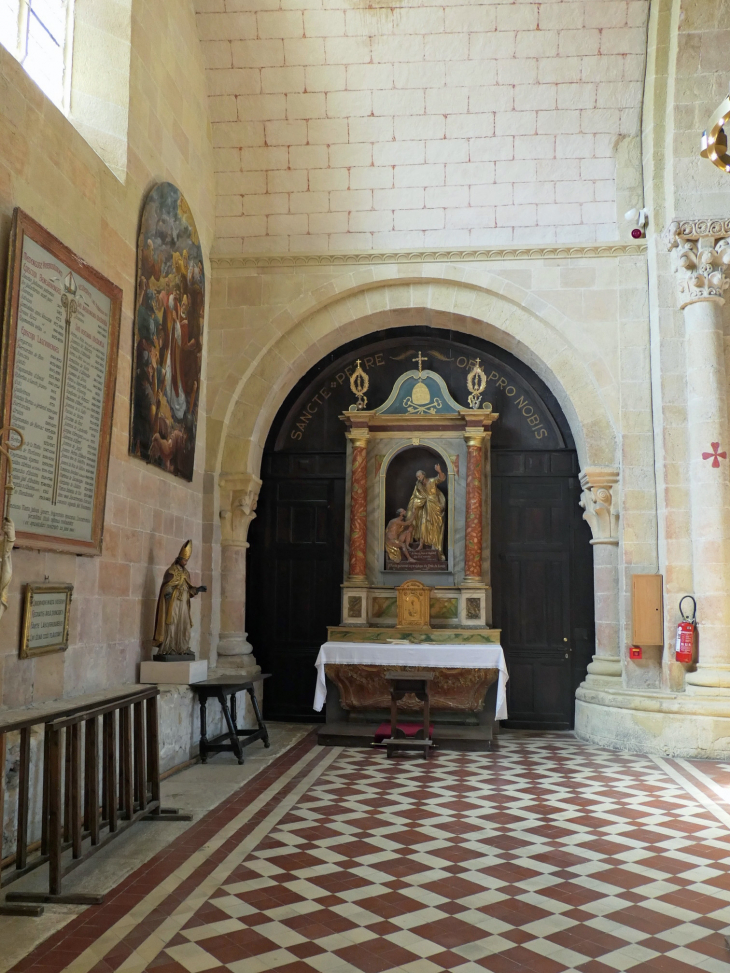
xmin=0 ymin=0 xmax=217 ymax=710
xmin=196 ymin=0 xmax=650 ymax=253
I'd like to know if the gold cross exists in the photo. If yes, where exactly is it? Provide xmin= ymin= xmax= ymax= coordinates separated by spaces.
xmin=413 ymin=352 xmax=427 ymax=376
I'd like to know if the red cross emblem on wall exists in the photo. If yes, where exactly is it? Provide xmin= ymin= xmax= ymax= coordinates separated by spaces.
xmin=703 ymin=442 xmax=727 ymax=468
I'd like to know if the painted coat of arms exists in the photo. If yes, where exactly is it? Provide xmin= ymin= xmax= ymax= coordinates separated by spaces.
xmin=130 ymin=182 xmax=204 ymax=481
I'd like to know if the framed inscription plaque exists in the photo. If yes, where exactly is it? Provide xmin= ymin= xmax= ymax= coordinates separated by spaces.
xmin=20 ymin=583 xmax=73 ymax=658
xmin=0 ymin=210 xmax=122 ymax=554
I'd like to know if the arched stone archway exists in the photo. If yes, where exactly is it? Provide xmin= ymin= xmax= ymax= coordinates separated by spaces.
xmin=210 ymin=279 xmax=623 ymax=706
xmin=210 ymin=272 xmax=619 ymax=483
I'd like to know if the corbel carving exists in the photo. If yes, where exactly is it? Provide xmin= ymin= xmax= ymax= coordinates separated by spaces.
xmin=579 ymin=468 xmax=619 ymax=545
xmin=219 ymin=473 xmax=262 ymax=548
xmin=666 ymin=219 xmax=730 ymax=309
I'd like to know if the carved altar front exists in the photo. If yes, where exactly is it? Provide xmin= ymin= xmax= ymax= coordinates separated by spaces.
xmin=324 ymin=664 xmax=499 ymax=713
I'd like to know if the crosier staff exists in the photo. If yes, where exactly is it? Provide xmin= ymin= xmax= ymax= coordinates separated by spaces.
xmin=0 ymin=425 xmax=25 ymax=622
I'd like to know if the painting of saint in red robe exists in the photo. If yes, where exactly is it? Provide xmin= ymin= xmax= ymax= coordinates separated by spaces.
xmin=130 ymin=183 xmax=204 ymax=482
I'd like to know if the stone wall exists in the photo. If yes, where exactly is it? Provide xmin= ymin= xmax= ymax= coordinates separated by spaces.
xmin=196 ymin=0 xmax=650 ymax=253
xmin=0 ymin=0 xmax=217 ymax=710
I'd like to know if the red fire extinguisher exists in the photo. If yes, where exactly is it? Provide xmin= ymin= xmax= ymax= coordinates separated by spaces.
xmin=675 ymin=596 xmax=696 ymax=664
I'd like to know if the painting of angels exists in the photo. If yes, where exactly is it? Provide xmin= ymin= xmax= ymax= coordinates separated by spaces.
xmin=130 ymin=182 xmax=204 ymax=481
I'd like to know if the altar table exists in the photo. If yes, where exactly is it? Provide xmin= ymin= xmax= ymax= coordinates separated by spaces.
xmin=314 ymin=641 xmax=509 ymax=719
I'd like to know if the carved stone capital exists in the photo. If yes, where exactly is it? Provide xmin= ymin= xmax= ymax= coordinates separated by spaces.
xmin=579 ymin=468 xmax=619 ymax=545
xmin=666 ymin=219 xmax=730 ymax=309
xmin=219 ymin=472 xmax=263 ymax=548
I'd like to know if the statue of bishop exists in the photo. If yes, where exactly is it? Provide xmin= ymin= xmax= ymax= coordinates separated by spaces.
xmin=153 ymin=539 xmax=207 ymax=660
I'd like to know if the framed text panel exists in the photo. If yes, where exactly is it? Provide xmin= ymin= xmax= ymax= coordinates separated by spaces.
xmin=0 ymin=209 xmax=122 ymax=554
xmin=20 ymin=583 xmax=73 ymax=658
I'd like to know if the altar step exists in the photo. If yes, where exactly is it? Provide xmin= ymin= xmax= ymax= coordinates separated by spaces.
xmin=317 ymin=722 xmax=494 ymax=751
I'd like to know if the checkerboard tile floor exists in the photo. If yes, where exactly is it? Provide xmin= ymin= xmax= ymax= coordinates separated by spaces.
xmin=10 ymin=732 xmax=730 ymax=973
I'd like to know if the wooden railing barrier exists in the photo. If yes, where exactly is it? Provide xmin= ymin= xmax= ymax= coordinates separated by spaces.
xmin=0 ymin=686 xmax=190 ymax=917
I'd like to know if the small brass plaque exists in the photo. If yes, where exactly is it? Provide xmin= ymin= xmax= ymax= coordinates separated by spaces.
xmin=20 ymin=583 xmax=73 ymax=658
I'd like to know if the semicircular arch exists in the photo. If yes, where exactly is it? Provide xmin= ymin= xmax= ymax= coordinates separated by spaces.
xmin=212 ymin=273 xmax=618 ymax=481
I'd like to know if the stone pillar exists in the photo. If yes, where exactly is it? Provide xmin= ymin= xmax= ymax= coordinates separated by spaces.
xmin=464 ymin=428 xmax=486 ymax=582
xmin=580 ymin=468 xmax=621 ymax=687
xmin=668 ymin=219 xmax=730 ymax=692
xmin=217 ymin=473 xmax=262 ymax=675
xmin=346 ymin=430 xmax=369 ymax=583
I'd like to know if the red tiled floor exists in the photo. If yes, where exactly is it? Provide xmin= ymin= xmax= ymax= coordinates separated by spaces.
xmin=9 ymin=734 xmax=730 ymax=973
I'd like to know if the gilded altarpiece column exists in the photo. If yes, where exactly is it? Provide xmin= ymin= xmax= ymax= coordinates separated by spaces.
xmin=463 ymin=421 xmax=489 ymax=583
xmin=346 ymin=426 xmax=369 ymax=583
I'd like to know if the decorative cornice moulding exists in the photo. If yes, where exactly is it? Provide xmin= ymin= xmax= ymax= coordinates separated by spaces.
xmin=666 ymin=218 xmax=730 ymax=243
xmin=210 ymin=242 xmax=647 ymax=271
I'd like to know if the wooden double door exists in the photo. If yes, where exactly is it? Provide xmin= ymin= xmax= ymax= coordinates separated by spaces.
xmin=247 ymin=447 xmax=594 ymax=729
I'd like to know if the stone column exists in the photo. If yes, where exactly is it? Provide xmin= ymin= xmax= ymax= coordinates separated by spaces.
xmin=464 ymin=428 xmax=486 ymax=582
xmin=217 ymin=473 xmax=262 ymax=675
xmin=346 ymin=429 xmax=369 ymax=583
xmin=668 ymin=219 xmax=730 ymax=692
xmin=580 ymin=468 xmax=622 ymax=687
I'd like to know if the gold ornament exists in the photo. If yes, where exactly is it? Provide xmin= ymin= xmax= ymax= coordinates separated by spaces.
xmin=349 ymin=359 xmax=369 ymax=410
xmin=411 ymin=381 xmax=431 ymax=406
xmin=701 ymin=91 xmax=730 ymax=174
xmin=467 ymin=358 xmax=487 ymax=409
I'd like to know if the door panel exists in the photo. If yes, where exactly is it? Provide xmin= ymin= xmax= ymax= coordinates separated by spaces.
xmin=248 ymin=442 xmax=593 ymax=728
xmin=248 ymin=470 xmax=345 ymax=721
xmin=492 ymin=461 xmax=593 ymax=730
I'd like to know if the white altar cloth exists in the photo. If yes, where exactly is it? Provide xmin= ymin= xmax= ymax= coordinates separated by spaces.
xmin=314 ymin=641 xmax=508 ymax=719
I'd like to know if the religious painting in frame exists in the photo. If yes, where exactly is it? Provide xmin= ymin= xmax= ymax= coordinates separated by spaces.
xmin=0 ymin=209 xmax=122 ymax=555
xmin=130 ymin=182 xmax=205 ymax=482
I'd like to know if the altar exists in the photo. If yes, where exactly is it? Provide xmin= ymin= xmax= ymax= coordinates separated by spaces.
xmin=314 ymin=641 xmax=508 ymax=717
xmin=315 ymin=355 xmax=509 ymax=750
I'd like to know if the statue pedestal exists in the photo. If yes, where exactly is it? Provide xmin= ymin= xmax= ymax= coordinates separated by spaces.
xmin=140 ymin=660 xmax=209 ymax=685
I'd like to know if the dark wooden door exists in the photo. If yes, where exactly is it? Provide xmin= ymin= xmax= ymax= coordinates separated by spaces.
xmin=247 ymin=330 xmax=594 ymax=729
xmin=491 ymin=450 xmax=594 ymax=729
xmin=247 ymin=455 xmax=345 ymax=721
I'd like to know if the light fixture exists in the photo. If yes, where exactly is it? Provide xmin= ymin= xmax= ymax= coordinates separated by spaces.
xmin=625 ymin=207 xmax=649 ymax=239
xmin=700 ymin=89 xmax=730 ymax=174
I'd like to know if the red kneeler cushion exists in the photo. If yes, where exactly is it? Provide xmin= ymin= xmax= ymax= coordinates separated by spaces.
xmin=374 ymin=722 xmax=434 ymax=742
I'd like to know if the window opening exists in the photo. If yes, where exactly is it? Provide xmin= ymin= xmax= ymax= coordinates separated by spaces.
xmin=1 ymin=0 xmax=73 ymax=111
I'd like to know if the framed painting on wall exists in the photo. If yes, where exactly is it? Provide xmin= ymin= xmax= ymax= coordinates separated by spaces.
xmin=0 ymin=209 xmax=122 ymax=555
xmin=129 ymin=182 xmax=205 ymax=482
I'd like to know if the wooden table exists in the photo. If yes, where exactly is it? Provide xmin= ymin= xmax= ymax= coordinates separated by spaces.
xmin=193 ymin=674 xmax=271 ymax=764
